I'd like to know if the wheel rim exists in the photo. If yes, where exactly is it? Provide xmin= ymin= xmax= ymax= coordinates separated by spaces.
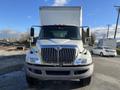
xmin=100 ymin=52 xmax=103 ymax=56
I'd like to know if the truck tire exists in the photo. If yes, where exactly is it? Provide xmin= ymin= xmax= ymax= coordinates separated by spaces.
xmin=26 ymin=75 xmax=38 ymax=87
xmin=79 ymin=76 xmax=92 ymax=86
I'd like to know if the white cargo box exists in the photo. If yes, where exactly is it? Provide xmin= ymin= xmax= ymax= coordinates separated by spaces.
xmin=40 ymin=6 xmax=82 ymax=27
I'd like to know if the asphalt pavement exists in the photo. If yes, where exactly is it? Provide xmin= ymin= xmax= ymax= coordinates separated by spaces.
xmin=0 ymin=54 xmax=25 ymax=75
xmin=0 ymin=55 xmax=120 ymax=90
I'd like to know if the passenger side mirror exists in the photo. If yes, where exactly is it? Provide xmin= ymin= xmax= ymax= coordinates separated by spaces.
xmin=30 ymin=28 xmax=34 ymax=37
xmin=82 ymin=28 xmax=85 ymax=43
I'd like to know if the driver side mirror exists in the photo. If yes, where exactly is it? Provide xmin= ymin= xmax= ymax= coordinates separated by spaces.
xmin=30 ymin=28 xmax=34 ymax=37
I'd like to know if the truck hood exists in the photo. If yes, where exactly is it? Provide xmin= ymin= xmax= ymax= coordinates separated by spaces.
xmin=36 ymin=39 xmax=84 ymax=51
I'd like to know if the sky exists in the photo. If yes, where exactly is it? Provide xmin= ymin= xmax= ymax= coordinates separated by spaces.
xmin=0 ymin=0 xmax=120 ymax=32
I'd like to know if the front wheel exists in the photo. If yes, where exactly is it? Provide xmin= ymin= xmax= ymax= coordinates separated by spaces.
xmin=26 ymin=75 xmax=38 ymax=87
xmin=79 ymin=76 xmax=92 ymax=86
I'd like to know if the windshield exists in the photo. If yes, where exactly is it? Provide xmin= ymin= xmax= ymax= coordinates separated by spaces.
xmin=39 ymin=26 xmax=81 ymax=40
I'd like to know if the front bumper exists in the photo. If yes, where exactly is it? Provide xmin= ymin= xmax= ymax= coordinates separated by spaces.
xmin=103 ymin=52 xmax=117 ymax=56
xmin=25 ymin=63 xmax=94 ymax=80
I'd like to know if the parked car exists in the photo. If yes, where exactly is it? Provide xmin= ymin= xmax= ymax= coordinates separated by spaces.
xmin=91 ymin=47 xmax=117 ymax=56
xmin=97 ymin=38 xmax=116 ymax=49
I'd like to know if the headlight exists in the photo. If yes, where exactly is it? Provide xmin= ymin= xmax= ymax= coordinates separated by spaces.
xmin=26 ymin=50 xmax=42 ymax=64
xmin=27 ymin=56 xmax=42 ymax=64
xmin=74 ymin=58 xmax=87 ymax=65
xmin=29 ymin=57 xmax=41 ymax=64
xmin=74 ymin=49 xmax=92 ymax=65
xmin=74 ymin=58 xmax=92 ymax=65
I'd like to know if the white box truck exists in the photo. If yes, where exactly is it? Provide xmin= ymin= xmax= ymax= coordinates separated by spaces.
xmin=98 ymin=38 xmax=116 ymax=49
xmin=25 ymin=6 xmax=94 ymax=86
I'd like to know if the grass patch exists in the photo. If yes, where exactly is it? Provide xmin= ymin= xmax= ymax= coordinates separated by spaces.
xmin=116 ymin=48 xmax=120 ymax=55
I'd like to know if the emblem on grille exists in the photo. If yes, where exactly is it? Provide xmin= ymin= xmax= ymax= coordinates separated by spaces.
xmin=55 ymin=46 xmax=62 ymax=51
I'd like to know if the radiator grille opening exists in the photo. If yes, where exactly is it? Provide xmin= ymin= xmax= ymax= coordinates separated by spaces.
xmin=41 ymin=48 xmax=76 ymax=65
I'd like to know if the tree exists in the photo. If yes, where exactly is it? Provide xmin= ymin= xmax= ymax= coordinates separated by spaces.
xmin=19 ymin=30 xmax=30 ymax=43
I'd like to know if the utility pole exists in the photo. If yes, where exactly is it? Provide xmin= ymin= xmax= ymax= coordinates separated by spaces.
xmin=114 ymin=6 xmax=120 ymax=39
xmin=107 ymin=24 xmax=110 ymax=38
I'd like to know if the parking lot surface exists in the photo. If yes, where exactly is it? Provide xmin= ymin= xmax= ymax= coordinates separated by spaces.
xmin=0 ymin=55 xmax=120 ymax=90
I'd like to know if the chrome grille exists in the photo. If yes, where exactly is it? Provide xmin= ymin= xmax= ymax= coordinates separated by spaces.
xmin=59 ymin=48 xmax=76 ymax=64
xmin=41 ymin=48 xmax=57 ymax=63
xmin=41 ymin=48 xmax=76 ymax=65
